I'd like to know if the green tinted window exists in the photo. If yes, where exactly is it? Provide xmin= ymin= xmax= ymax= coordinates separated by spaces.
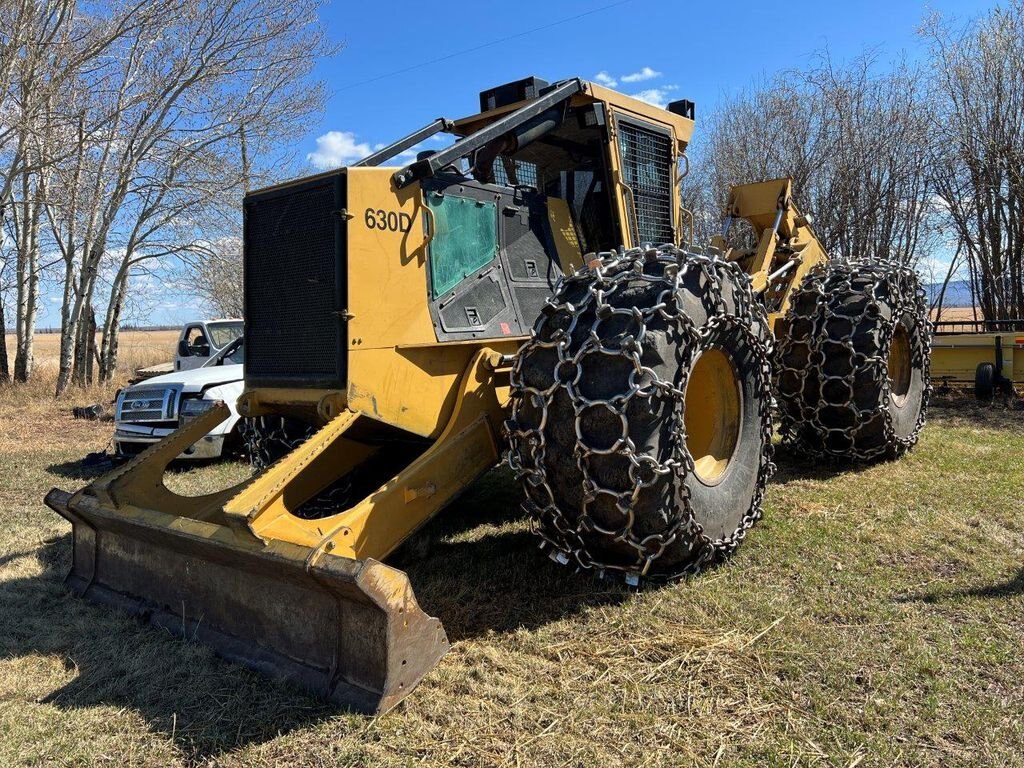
xmin=427 ymin=193 xmax=497 ymax=298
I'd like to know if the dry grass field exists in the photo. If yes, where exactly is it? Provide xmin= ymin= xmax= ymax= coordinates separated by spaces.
xmin=930 ymin=307 xmax=982 ymax=323
xmin=1 ymin=336 xmax=1023 ymax=766
xmin=3 ymin=330 xmax=177 ymax=382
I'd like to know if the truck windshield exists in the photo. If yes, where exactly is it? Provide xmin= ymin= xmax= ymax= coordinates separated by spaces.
xmin=212 ymin=338 xmax=244 ymax=366
xmin=225 ymin=340 xmax=244 ymax=365
xmin=207 ymin=321 xmax=243 ymax=348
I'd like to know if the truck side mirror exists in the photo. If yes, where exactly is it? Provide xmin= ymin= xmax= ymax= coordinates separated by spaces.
xmin=178 ymin=340 xmax=191 ymax=357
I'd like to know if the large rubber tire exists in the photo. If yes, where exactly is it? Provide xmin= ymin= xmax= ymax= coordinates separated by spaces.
xmin=775 ymin=260 xmax=930 ymax=461
xmin=506 ymin=246 xmax=775 ymax=582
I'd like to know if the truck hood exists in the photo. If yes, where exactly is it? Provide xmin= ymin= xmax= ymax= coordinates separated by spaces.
xmin=132 ymin=364 xmax=243 ymax=394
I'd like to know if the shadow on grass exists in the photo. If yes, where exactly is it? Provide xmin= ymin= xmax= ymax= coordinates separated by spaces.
xmin=46 ymin=455 xmax=237 ymax=482
xmin=770 ymin=443 xmax=864 ymax=484
xmin=393 ymin=467 xmax=630 ymax=641
xmin=0 ymin=467 xmax=627 ymax=762
xmin=901 ymin=567 xmax=1024 ymax=604
xmin=45 ymin=459 xmax=106 ymax=482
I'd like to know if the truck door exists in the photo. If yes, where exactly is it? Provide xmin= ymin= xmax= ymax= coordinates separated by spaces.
xmin=176 ymin=324 xmax=213 ymax=371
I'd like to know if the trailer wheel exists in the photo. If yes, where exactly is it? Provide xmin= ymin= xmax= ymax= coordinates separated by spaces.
xmin=506 ymin=246 xmax=775 ymax=582
xmin=974 ymin=362 xmax=995 ymax=401
xmin=775 ymin=260 xmax=931 ymax=461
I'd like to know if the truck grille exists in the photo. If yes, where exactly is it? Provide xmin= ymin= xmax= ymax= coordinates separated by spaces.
xmin=117 ymin=386 xmax=180 ymax=423
xmin=243 ymin=172 xmax=347 ymax=388
xmin=617 ymin=119 xmax=674 ymax=246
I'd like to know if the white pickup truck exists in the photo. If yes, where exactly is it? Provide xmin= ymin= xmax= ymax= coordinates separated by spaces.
xmin=114 ymin=337 xmax=244 ymax=460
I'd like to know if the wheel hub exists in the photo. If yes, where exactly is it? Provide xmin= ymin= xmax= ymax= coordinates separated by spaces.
xmin=888 ymin=323 xmax=912 ymax=407
xmin=684 ymin=348 xmax=742 ymax=484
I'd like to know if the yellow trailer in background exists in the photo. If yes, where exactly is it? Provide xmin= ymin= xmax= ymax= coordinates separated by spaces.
xmin=930 ymin=320 xmax=1024 ymax=398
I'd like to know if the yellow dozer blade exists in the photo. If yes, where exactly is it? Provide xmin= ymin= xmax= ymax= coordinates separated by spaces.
xmin=45 ymin=348 xmax=511 ymax=713
xmin=45 ymin=487 xmax=446 ymax=713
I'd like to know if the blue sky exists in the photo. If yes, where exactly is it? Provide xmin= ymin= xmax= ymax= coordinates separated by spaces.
xmin=302 ymin=0 xmax=991 ymax=169
xmin=40 ymin=0 xmax=992 ymax=328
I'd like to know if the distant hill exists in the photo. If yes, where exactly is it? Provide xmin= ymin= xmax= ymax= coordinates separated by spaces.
xmin=926 ymin=279 xmax=973 ymax=308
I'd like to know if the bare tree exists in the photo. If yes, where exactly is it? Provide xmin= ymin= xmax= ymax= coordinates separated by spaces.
xmin=39 ymin=0 xmax=330 ymax=392
xmin=1 ymin=0 xmax=157 ymax=383
xmin=183 ymin=239 xmax=243 ymax=318
xmin=923 ymin=3 xmax=1024 ymax=321
xmin=1 ymin=0 xmax=75 ymax=383
xmin=700 ymin=52 xmax=936 ymax=266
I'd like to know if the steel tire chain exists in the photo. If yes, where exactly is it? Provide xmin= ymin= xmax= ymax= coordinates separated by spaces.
xmin=774 ymin=258 xmax=931 ymax=461
xmin=505 ymin=244 xmax=776 ymax=585
xmin=239 ymin=416 xmax=352 ymax=518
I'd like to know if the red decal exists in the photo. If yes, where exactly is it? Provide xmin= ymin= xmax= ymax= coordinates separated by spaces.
xmin=500 ymin=322 xmax=511 ymax=336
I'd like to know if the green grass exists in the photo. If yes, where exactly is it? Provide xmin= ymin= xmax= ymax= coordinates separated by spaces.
xmin=1 ymin=398 xmax=1023 ymax=767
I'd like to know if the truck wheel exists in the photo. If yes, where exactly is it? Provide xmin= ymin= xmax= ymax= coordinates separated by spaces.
xmin=506 ymin=246 xmax=775 ymax=582
xmin=974 ymin=362 xmax=995 ymax=401
xmin=775 ymin=260 xmax=930 ymax=461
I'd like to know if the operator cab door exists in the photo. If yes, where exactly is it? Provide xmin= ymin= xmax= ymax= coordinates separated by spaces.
xmin=422 ymin=175 xmax=564 ymax=342
xmin=607 ymin=112 xmax=679 ymax=248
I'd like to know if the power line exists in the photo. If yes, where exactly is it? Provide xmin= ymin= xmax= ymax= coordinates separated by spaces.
xmin=336 ymin=0 xmax=635 ymax=92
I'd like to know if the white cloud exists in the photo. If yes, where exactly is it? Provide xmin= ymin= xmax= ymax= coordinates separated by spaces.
xmin=308 ymin=130 xmax=457 ymax=170
xmin=620 ymin=67 xmax=662 ymax=83
xmin=593 ymin=71 xmax=617 ymax=87
xmin=307 ymin=131 xmax=375 ymax=170
xmin=630 ymin=85 xmax=678 ymax=108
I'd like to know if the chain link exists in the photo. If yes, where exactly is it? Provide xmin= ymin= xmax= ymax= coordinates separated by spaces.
xmin=506 ymin=244 xmax=775 ymax=585
xmin=775 ymin=258 xmax=931 ymax=461
xmin=239 ymin=416 xmax=352 ymax=518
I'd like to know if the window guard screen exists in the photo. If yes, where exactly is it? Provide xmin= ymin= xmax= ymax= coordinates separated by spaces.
xmin=492 ymin=156 xmax=539 ymax=188
xmin=617 ymin=119 xmax=674 ymax=246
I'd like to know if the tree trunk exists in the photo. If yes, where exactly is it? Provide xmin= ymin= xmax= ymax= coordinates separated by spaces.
xmin=85 ymin=308 xmax=96 ymax=384
xmin=55 ymin=265 xmax=81 ymax=397
xmin=99 ymin=267 xmax=128 ymax=382
xmin=0 ymin=293 xmax=10 ymax=384
xmin=14 ymin=186 xmax=40 ymax=382
xmin=73 ymin=301 xmax=93 ymax=387
xmin=72 ymin=248 xmax=102 ymax=388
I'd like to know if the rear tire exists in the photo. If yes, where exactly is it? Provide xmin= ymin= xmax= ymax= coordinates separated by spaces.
xmin=775 ymin=260 xmax=930 ymax=461
xmin=506 ymin=246 xmax=775 ymax=582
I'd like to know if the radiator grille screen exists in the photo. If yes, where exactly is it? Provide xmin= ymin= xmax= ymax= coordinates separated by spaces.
xmin=618 ymin=120 xmax=674 ymax=245
xmin=243 ymin=174 xmax=345 ymax=388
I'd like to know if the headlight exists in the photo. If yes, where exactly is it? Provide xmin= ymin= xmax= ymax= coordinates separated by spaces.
xmin=180 ymin=398 xmax=215 ymax=421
